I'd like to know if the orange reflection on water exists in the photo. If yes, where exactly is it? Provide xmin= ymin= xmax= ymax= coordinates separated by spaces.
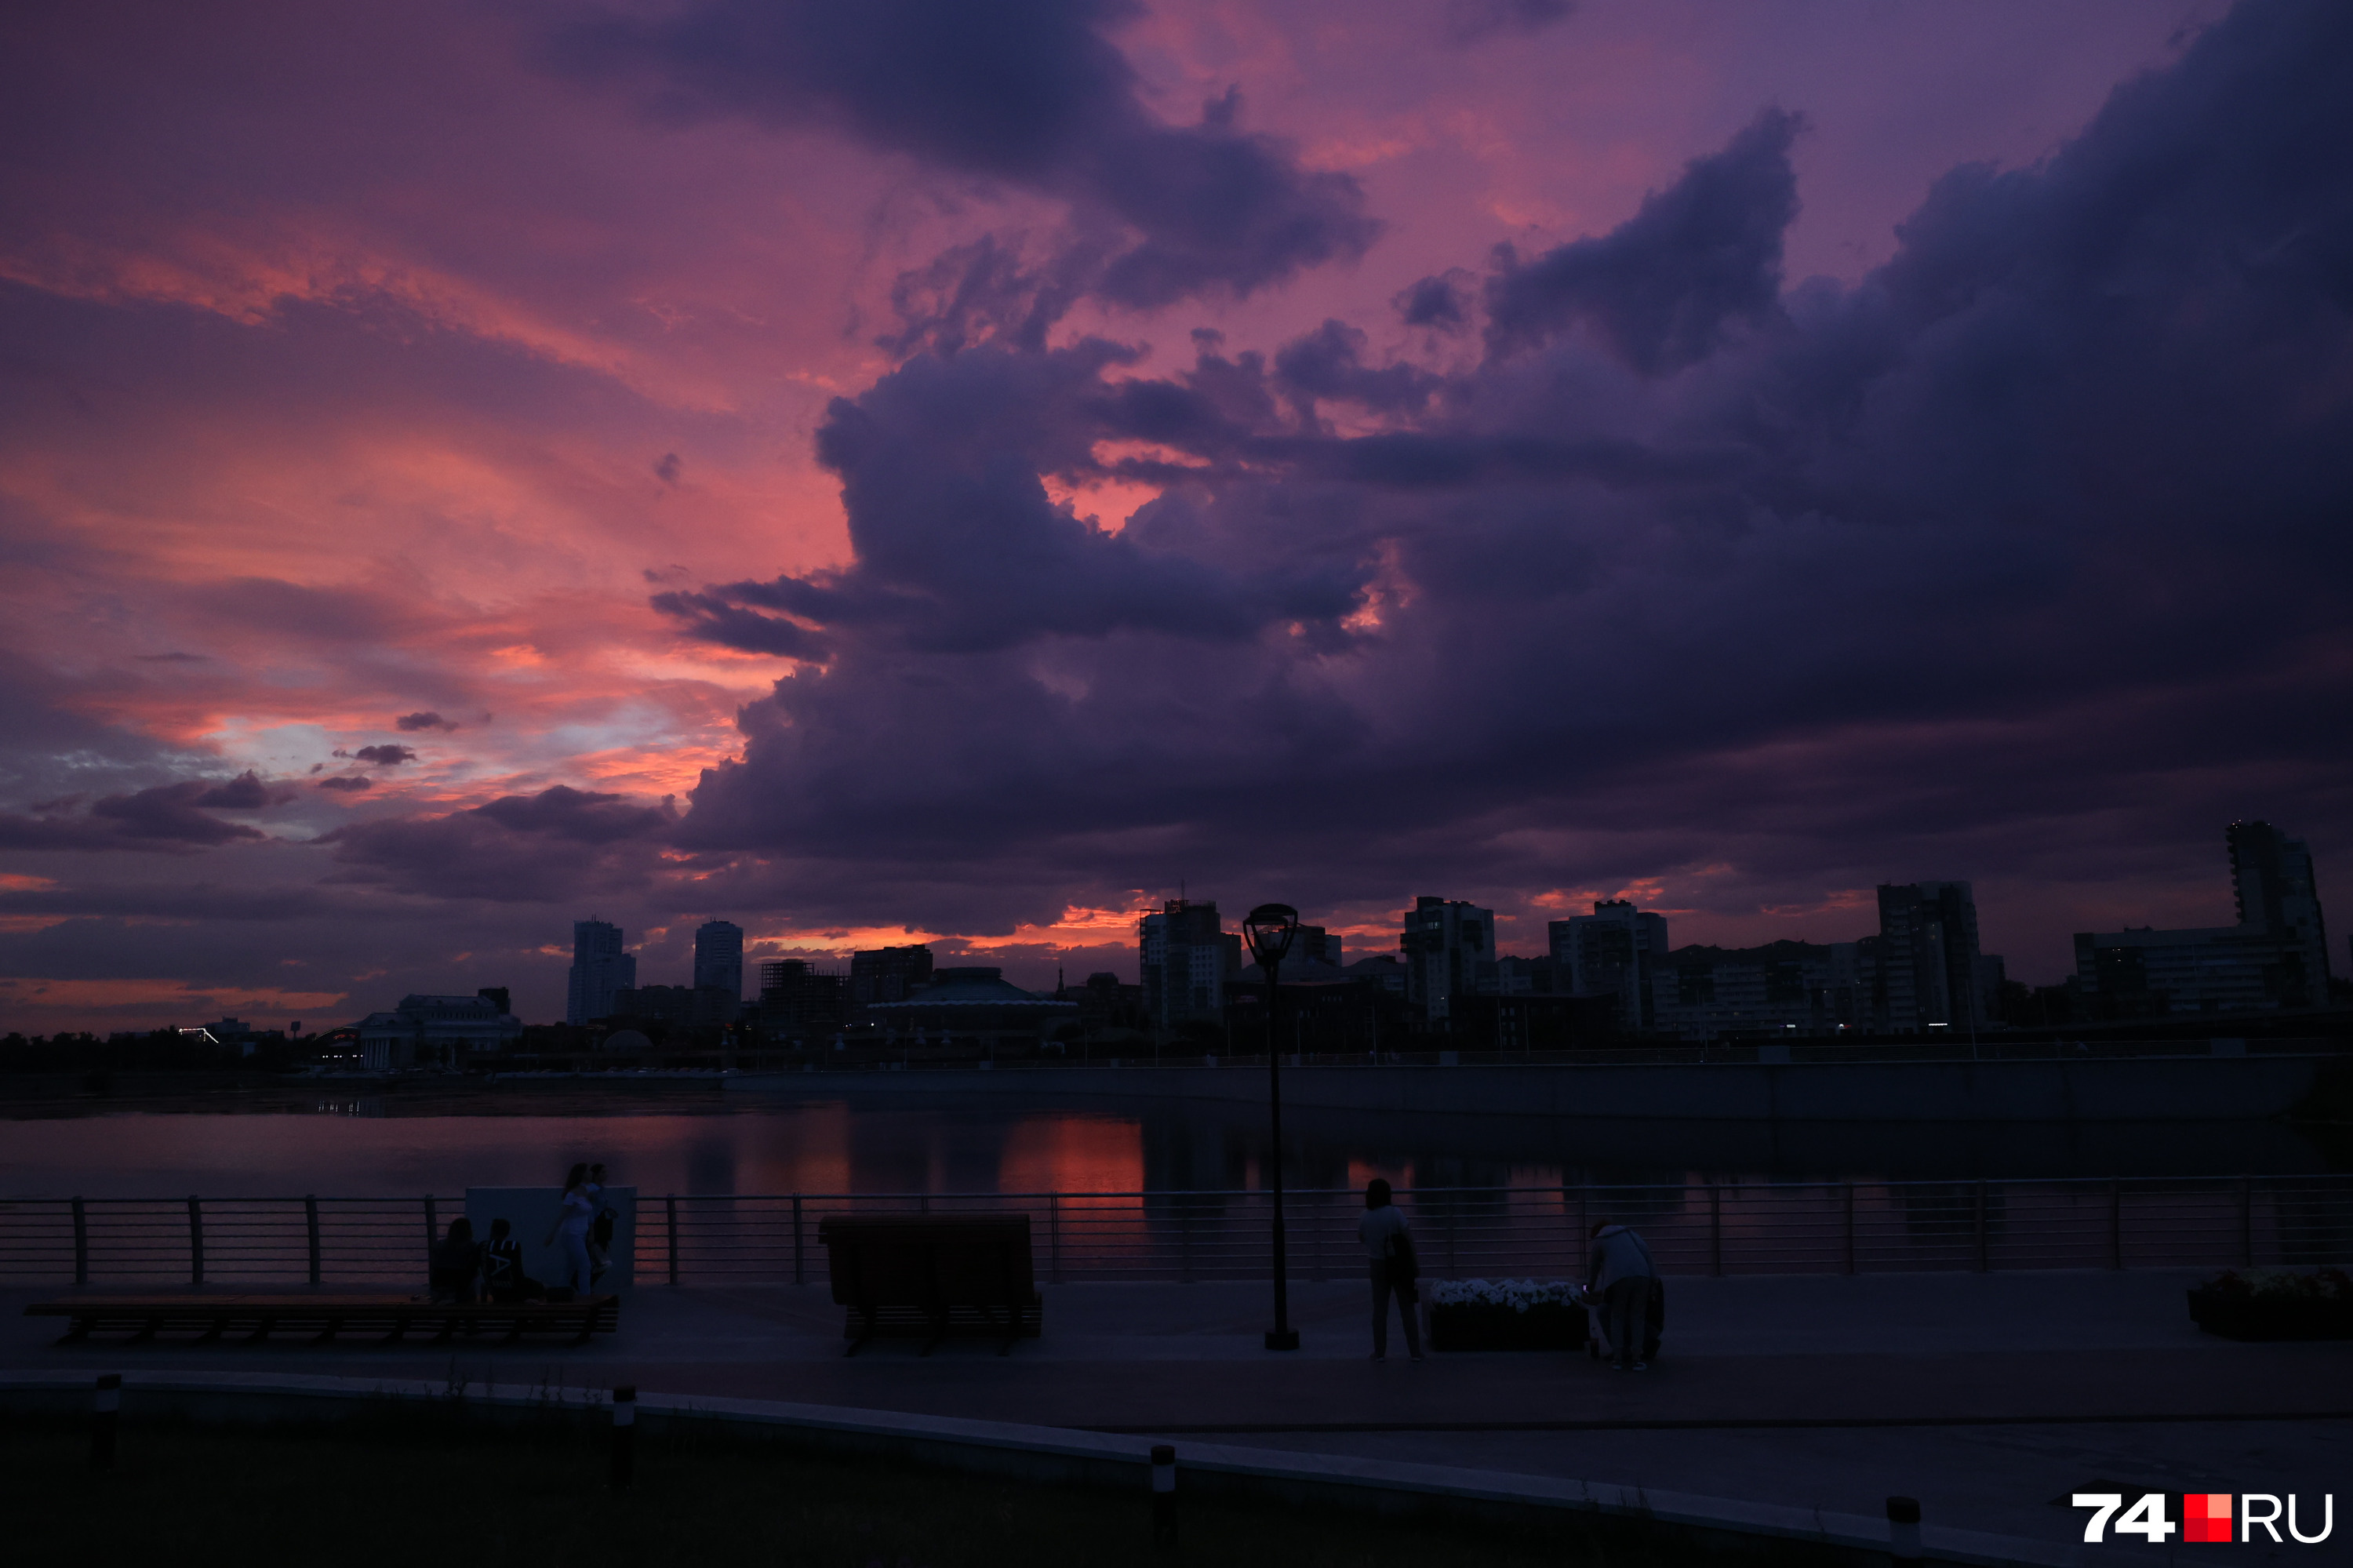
xmin=999 ymin=1114 xmax=1144 ymax=1193
xmin=735 ymin=1100 xmax=855 ymax=1193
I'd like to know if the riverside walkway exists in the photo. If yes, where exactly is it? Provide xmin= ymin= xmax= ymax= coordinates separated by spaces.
xmin=7 ymin=1268 xmax=2347 ymax=1558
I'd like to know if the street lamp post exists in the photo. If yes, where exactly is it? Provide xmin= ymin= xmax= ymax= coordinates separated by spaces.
xmin=1243 ymin=902 xmax=1302 ymax=1352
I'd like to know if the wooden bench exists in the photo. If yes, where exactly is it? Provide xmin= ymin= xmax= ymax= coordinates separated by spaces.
xmin=818 ymin=1214 xmax=1040 ymax=1356
xmin=25 ymin=1293 xmax=621 ymax=1347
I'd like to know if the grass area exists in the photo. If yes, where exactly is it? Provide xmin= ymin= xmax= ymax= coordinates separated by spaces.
xmin=2 ymin=1409 xmax=1836 ymax=1567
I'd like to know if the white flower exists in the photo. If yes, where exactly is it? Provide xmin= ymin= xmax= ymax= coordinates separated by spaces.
xmin=1427 ymin=1277 xmax=1581 ymax=1310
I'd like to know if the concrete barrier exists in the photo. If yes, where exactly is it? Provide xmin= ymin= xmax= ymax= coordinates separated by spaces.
xmin=0 ymin=1370 xmax=2122 ymax=1566
xmin=727 ymin=1054 xmax=2330 ymax=1122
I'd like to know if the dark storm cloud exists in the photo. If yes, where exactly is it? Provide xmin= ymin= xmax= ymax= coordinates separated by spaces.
xmin=647 ymin=590 xmax=827 ymax=659
xmin=472 ymin=784 xmax=677 ymax=843
xmin=0 ymin=773 xmax=287 ymax=851
xmin=0 ymin=881 xmax=344 ymax=925
xmin=876 ymin=234 xmax=1100 ymax=358
xmin=1395 ymin=270 xmax=1475 ymax=329
xmin=549 ymin=0 xmax=1379 ymax=310
xmin=351 ymin=744 xmax=416 ymax=767
xmin=317 ymin=776 xmax=371 ymax=793
xmin=1484 ymin=108 xmax=1802 ymax=369
xmin=1272 ymin=319 xmax=1440 ymax=418
xmin=657 ymin=338 xmax=1369 ymax=659
xmin=1446 ymin=0 xmax=1576 ymax=45
xmin=394 ymin=711 xmax=457 ymax=733
xmin=656 ymin=0 xmax=2353 ymax=955
xmin=321 ymin=784 xmax=678 ymax=901
xmin=189 ymin=771 xmax=293 ymax=809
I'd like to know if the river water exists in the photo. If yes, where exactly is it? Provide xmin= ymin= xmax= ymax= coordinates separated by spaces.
xmin=2 ymin=1082 xmax=2343 ymax=1199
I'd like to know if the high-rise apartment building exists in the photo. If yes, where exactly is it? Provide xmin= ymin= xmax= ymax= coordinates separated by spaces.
xmin=850 ymin=944 xmax=935 ymax=1006
xmin=1293 ymin=924 xmax=1343 ymax=970
xmin=757 ymin=959 xmax=846 ymax=1039
xmin=1873 ymin=882 xmax=1988 ymax=1033
xmin=1139 ymin=900 xmax=1239 ymax=1029
xmin=566 ymin=919 xmax=635 ymax=1024
xmin=1550 ymin=899 xmax=1671 ymax=1031
xmin=1400 ymin=896 xmax=1495 ymax=1023
xmin=693 ymin=919 xmax=745 ymax=1001
xmin=2075 ymin=822 xmax=2332 ymax=1014
xmin=1238 ymin=922 xmax=1344 ymax=974
xmin=1649 ymin=940 xmax=1864 ymax=1040
xmin=2229 ymin=820 xmax=2331 ymax=993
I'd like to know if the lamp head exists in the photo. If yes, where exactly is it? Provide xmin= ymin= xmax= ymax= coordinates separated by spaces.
xmin=1242 ymin=903 xmax=1300 ymax=968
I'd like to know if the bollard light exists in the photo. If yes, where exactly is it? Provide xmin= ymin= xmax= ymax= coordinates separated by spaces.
xmin=1150 ymin=1442 xmax=1177 ymax=1546
xmin=609 ymin=1384 xmax=637 ymax=1493
xmin=90 ymin=1373 xmax=121 ymax=1471
xmin=1887 ymin=1496 xmax=1922 ymax=1566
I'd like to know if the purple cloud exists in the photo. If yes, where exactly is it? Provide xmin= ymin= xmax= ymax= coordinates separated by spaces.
xmin=656 ymin=0 xmax=2353 ymax=966
xmin=1484 ymin=108 xmax=1803 ymax=369
xmin=1446 ymin=0 xmax=1576 ymax=45
xmin=549 ymin=0 xmax=1380 ymax=311
xmin=394 ymin=711 xmax=458 ymax=733
xmin=0 ymin=775 xmax=284 ymax=851
xmin=657 ymin=337 xmax=1368 ymax=660
xmin=322 ymin=784 xmax=678 ymax=901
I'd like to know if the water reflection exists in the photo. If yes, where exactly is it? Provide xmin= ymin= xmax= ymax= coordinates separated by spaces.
xmin=0 ymin=1082 xmax=2339 ymax=1199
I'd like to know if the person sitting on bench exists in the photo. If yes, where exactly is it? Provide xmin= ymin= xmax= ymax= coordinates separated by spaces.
xmin=479 ymin=1217 xmax=540 ymax=1303
xmin=428 ymin=1217 xmax=482 ymax=1304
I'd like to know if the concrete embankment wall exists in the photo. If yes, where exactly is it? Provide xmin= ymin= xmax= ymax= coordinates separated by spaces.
xmin=727 ymin=1054 xmax=2330 ymax=1122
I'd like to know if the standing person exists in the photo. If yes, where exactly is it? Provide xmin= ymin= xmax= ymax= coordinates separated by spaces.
xmin=1587 ymin=1219 xmax=1657 ymax=1371
xmin=543 ymin=1162 xmax=596 ymax=1299
xmin=585 ymin=1162 xmax=616 ymax=1286
xmin=1358 ymin=1178 xmax=1424 ymax=1362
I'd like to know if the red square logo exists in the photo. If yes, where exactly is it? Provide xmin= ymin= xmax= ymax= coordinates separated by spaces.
xmin=2184 ymin=1493 xmax=2232 ymax=1544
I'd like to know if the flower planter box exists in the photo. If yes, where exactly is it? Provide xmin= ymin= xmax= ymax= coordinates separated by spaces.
xmin=1425 ymin=1279 xmax=1585 ymax=1352
xmin=2188 ymin=1268 xmax=2353 ymax=1341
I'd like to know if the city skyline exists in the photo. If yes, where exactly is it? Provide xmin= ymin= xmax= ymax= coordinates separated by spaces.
xmin=3 ymin=1 xmax=2350 ymax=1035
xmin=265 ymin=817 xmax=2317 ymax=1033
xmin=3 ymin=817 xmax=2344 ymax=1032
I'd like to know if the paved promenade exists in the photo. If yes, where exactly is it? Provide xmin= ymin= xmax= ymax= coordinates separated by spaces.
xmin=7 ymin=1269 xmax=2347 ymax=1559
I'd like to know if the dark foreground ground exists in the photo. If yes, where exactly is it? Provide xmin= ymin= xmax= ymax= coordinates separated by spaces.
xmin=8 ymin=1271 xmax=2351 ymax=1556
xmin=2 ymin=1410 xmax=1826 ymax=1568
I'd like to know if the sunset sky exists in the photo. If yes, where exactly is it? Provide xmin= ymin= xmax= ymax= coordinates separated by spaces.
xmin=4 ymin=0 xmax=2347 ymax=1033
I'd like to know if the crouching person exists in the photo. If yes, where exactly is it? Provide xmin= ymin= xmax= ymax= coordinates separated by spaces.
xmin=1587 ymin=1219 xmax=1657 ymax=1371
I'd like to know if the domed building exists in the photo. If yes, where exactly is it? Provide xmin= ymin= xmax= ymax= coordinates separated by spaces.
xmin=867 ymin=967 xmax=1077 ymax=1057
xmin=354 ymin=992 xmax=522 ymax=1070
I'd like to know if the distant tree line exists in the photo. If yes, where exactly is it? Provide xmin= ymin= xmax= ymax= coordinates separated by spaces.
xmin=0 ymin=1030 xmax=306 ymax=1074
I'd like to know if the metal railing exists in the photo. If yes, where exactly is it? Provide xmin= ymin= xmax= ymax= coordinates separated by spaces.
xmin=2 ymin=1177 xmax=2346 ymax=1288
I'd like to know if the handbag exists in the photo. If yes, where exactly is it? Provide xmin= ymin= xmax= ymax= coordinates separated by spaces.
xmin=1389 ymin=1228 xmax=1420 ymax=1303
xmin=587 ymin=1204 xmax=617 ymax=1277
